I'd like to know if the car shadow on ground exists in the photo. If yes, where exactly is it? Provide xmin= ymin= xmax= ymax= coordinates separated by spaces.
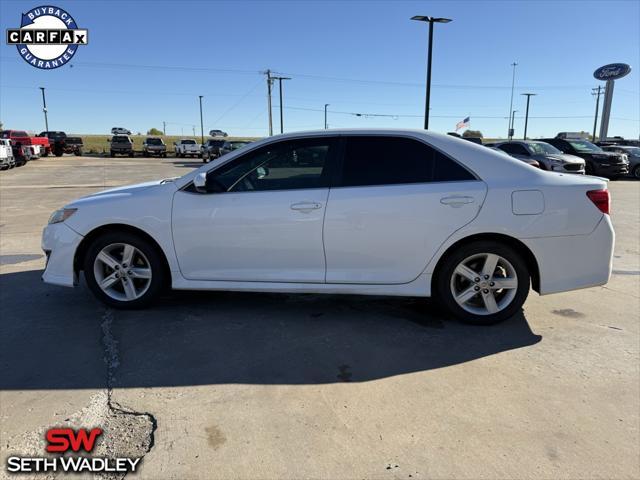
xmin=0 ymin=269 xmax=542 ymax=390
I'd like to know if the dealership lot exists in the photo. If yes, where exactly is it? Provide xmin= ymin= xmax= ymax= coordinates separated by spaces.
xmin=1 ymin=155 xmax=638 ymax=479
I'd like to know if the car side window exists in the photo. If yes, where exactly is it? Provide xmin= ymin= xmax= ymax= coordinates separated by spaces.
xmin=337 ymin=136 xmax=474 ymax=187
xmin=208 ymin=138 xmax=336 ymax=193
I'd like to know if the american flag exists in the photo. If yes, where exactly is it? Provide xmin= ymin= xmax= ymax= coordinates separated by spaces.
xmin=456 ymin=116 xmax=470 ymax=131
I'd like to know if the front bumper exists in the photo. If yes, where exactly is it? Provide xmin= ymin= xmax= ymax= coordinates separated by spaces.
xmin=521 ymin=214 xmax=614 ymax=295
xmin=41 ymin=222 xmax=84 ymax=287
xmin=593 ymin=163 xmax=629 ymax=177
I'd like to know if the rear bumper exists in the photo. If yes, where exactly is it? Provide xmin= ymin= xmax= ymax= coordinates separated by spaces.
xmin=521 ymin=215 xmax=614 ymax=295
xmin=41 ymin=222 xmax=83 ymax=287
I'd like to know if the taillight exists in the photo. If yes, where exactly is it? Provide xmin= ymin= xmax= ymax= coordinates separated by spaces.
xmin=586 ymin=189 xmax=610 ymax=215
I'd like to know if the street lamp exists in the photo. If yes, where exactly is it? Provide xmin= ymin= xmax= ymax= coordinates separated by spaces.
xmin=521 ymin=93 xmax=537 ymax=140
xmin=411 ymin=15 xmax=452 ymax=130
xmin=39 ymin=87 xmax=49 ymax=132
xmin=324 ymin=104 xmax=329 ymax=129
xmin=509 ymin=110 xmax=518 ymax=140
xmin=198 ymin=96 xmax=204 ymax=145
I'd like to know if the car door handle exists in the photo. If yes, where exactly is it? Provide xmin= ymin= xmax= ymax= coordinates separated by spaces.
xmin=440 ymin=195 xmax=475 ymax=207
xmin=290 ymin=202 xmax=322 ymax=211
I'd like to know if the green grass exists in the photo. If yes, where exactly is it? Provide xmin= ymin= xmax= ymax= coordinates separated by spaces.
xmin=75 ymin=134 xmax=261 ymax=154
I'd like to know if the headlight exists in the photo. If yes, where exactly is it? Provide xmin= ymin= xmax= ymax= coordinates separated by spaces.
xmin=48 ymin=208 xmax=77 ymax=224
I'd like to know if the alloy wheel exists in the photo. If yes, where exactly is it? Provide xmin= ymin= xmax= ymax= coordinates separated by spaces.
xmin=93 ymin=243 xmax=152 ymax=301
xmin=450 ymin=253 xmax=518 ymax=316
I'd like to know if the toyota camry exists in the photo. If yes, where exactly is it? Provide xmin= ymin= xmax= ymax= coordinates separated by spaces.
xmin=41 ymin=130 xmax=614 ymax=325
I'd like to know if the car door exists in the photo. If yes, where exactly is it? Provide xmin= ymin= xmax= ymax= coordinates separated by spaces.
xmin=323 ymin=135 xmax=486 ymax=284
xmin=172 ymin=137 xmax=338 ymax=282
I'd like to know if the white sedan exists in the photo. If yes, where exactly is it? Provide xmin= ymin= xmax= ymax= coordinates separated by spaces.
xmin=42 ymin=130 xmax=614 ymax=325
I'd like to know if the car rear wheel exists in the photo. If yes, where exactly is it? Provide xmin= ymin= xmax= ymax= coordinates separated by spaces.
xmin=435 ymin=241 xmax=530 ymax=325
xmin=84 ymin=232 xmax=165 ymax=308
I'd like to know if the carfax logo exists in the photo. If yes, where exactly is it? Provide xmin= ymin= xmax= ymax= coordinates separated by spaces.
xmin=5 ymin=5 xmax=88 ymax=69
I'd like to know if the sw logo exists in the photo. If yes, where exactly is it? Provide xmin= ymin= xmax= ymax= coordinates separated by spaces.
xmin=5 ymin=5 xmax=88 ymax=69
xmin=6 ymin=427 xmax=142 ymax=474
xmin=45 ymin=427 xmax=103 ymax=452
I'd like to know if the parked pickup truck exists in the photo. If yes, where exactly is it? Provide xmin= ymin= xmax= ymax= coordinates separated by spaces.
xmin=30 ymin=135 xmax=51 ymax=156
xmin=142 ymin=137 xmax=167 ymax=157
xmin=110 ymin=135 xmax=134 ymax=157
xmin=174 ymin=139 xmax=201 ymax=158
xmin=0 ymin=139 xmax=16 ymax=170
xmin=0 ymin=130 xmax=32 ymax=164
xmin=37 ymin=131 xmax=80 ymax=156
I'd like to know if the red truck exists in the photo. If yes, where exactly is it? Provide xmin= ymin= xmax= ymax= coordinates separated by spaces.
xmin=30 ymin=134 xmax=51 ymax=156
xmin=0 ymin=130 xmax=36 ymax=163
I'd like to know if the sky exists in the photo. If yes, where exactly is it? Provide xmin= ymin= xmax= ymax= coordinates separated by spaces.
xmin=1 ymin=0 xmax=639 ymax=139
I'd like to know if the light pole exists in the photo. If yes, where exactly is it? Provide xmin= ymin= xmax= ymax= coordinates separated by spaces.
xmin=592 ymin=86 xmax=602 ymax=142
xmin=198 ymin=96 xmax=204 ymax=144
xmin=324 ymin=104 xmax=329 ymax=129
xmin=39 ymin=87 xmax=49 ymax=132
xmin=509 ymin=110 xmax=518 ymax=141
xmin=411 ymin=15 xmax=452 ymax=130
xmin=508 ymin=62 xmax=518 ymax=137
xmin=272 ymin=76 xmax=291 ymax=134
xmin=521 ymin=93 xmax=536 ymax=140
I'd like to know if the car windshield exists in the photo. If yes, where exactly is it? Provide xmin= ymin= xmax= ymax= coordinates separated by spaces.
xmin=617 ymin=147 xmax=640 ymax=156
xmin=528 ymin=142 xmax=562 ymax=155
xmin=182 ymin=140 xmax=196 ymax=145
xmin=146 ymin=138 xmax=163 ymax=145
xmin=567 ymin=140 xmax=602 ymax=153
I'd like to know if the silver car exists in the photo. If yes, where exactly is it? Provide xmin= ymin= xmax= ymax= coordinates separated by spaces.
xmin=495 ymin=140 xmax=585 ymax=174
xmin=602 ymin=145 xmax=640 ymax=179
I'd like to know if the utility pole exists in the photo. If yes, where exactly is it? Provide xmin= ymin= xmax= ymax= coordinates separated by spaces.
xmin=521 ymin=93 xmax=536 ymax=140
xmin=324 ymin=104 xmax=329 ymax=129
xmin=508 ymin=62 xmax=518 ymax=137
xmin=198 ymin=95 xmax=204 ymax=144
xmin=192 ymin=125 xmax=196 ymax=136
xmin=592 ymin=86 xmax=602 ymax=142
xmin=272 ymin=76 xmax=291 ymax=134
xmin=39 ymin=87 xmax=49 ymax=132
xmin=264 ymin=70 xmax=274 ymax=136
xmin=163 ymin=121 xmax=166 ymax=135
xmin=509 ymin=110 xmax=518 ymax=141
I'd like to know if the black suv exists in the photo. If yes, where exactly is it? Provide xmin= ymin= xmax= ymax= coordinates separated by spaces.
xmin=201 ymin=139 xmax=226 ymax=162
xmin=110 ymin=135 xmax=134 ymax=157
xmin=540 ymin=137 xmax=628 ymax=178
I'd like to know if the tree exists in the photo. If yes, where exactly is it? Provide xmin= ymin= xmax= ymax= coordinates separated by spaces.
xmin=463 ymin=130 xmax=483 ymax=138
xmin=147 ymin=128 xmax=163 ymax=135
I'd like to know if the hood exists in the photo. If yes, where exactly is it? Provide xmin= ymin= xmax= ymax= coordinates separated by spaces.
xmin=67 ymin=180 xmax=173 ymax=207
xmin=546 ymin=153 xmax=585 ymax=164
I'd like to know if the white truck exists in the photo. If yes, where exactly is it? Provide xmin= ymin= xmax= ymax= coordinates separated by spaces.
xmin=174 ymin=139 xmax=201 ymax=158
xmin=0 ymin=139 xmax=16 ymax=170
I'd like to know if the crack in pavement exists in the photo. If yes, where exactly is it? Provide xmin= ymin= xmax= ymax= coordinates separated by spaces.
xmin=98 ymin=309 xmax=157 ymax=480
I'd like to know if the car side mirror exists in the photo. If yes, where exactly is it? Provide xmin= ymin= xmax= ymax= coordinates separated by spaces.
xmin=194 ymin=172 xmax=207 ymax=191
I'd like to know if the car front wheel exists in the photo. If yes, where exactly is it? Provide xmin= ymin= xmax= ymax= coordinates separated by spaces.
xmin=435 ymin=241 xmax=530 ymax=325
xmin=633 ymin=165 xmax=640 ymax=179
xmin=83 ymin=232 xmax=165 ymax=308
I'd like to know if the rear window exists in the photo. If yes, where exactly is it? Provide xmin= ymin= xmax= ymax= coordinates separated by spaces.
xmin=112 ymin=136 xmax=130 ymax=143
xmin=146 ymin=138 xmax=163 ymax=145
xmin=182 ymin=140 xmax=196 ymax=145
xmin=338 ymin=136 xmax=474 ymax=187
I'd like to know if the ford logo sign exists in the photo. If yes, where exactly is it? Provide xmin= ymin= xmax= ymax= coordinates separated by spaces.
xmin=593 ymin=63 xmax=631 ymax=81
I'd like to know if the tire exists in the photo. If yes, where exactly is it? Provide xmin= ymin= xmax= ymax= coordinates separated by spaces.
xmin=633 ymin=165 xmax=640 ymax=180
xmin=83 ymin=231 xmax=166 ymax=309
xmin=42 ymin=151 xmax=49 ymax=157
xmin=129 ymin=151 xmax=134 ymax=157
xmin=110 ymin=151 xmax=115 ymax=157
xmin=434 ymin=240 xmax=530 ymax=325
xmin=76 ymin=148 xmax=83 ymax=156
